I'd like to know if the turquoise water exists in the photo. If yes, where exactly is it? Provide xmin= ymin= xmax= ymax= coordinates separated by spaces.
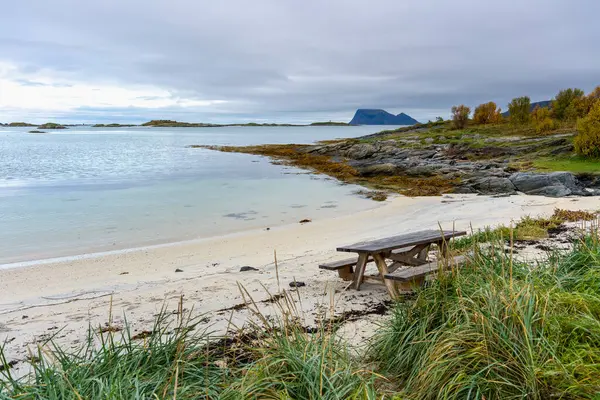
xmin=0 ymin=125 xmax=395 ymax=265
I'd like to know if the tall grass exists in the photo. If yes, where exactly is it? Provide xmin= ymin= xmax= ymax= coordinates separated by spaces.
xmin=1 ymin=293 xmax=378 ymax=399
xmin=370 ymin=230 xmax=600 ymax=399
xmin=3 ymin=228 xmax=600 ymax=399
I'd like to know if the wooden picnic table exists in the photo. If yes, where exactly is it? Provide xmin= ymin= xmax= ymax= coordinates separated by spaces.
xmin=330 ymin=229 xmax=466 ymax=298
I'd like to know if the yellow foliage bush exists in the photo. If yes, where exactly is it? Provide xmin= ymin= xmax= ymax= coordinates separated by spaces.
xmin=473 ymin=102 xmax=502 ymax=124
xmin=574 ymin=100 xmax=600 ymax=157
xmin=531 ymin=106 xmax=557 ymax=134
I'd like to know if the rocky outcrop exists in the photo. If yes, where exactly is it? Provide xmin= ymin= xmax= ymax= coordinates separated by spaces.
xmin=509 ymin=172 xmax=590 ymax=197
xmin=305 ymin=140 xmax=599 ymax=198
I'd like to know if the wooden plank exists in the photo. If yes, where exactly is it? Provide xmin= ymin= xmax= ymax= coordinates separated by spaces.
xmin=373 ymin=253 xmax=399 ymax=299
xmin=384 ymin=255 xmax=467 ymax=281
xmin=319 ymin=258 xmax=360 ymax=270
xmin=337 ymin=230 xmax=466 ymax=254
xmin=319 ymin=246 xmax=413 ymax=270
xmin=353 ymin=253 xmax=369 ymax=290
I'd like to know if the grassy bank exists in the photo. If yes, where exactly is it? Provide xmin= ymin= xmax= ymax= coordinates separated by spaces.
xmin=2 ymin=220 xmax=600 ymax=399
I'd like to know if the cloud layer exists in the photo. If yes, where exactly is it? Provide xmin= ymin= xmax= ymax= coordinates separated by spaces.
xmin=1 ymin=0 xmax=599 ymax=123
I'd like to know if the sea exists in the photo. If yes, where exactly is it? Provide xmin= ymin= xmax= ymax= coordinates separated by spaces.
xmin=0 ymin=125 xmax=399 ymax=266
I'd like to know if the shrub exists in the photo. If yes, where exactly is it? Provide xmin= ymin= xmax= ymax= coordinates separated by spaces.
xmin=435 ymin=116 xmax=444 ymax=123
xmin=451 ymin=105 xmax=470 ymax=129
xmin=531 ymin=106 xmax=557 ymax=134
xmin=473 ymin=101 xmax=502 ymax=124
xmin=574 ymin=100 xmax=600 ymax=157
xmin=552 ymin=88 xmax=585 ymax=120
xmin=508 ymin=96 xmax=531 ymax=124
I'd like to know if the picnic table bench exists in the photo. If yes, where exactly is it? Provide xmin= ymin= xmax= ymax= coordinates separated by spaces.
xmin=320 ymin=229 xmax=466 ymax=298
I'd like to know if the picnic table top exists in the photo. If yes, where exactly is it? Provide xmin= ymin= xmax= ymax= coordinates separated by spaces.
xmin=336 ymin=229 xmax=467 ymax=254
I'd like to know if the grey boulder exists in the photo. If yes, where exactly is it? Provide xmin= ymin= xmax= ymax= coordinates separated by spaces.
xmin=509 ymin=172 xmax=588 ymax=197
xmin=469 ymin=177 xmax=517 ymax=195
xmin=357 ymin=163 xmax=399 ymax=176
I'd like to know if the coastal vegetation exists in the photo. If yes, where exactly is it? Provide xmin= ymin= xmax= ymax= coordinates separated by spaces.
xmin=2 ymin=218 xmax=600 ymax=399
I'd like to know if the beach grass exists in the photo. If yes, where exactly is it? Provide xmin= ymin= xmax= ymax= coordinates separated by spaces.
xmin=370 ymin=227 xmax=600 ymax=399
xmin=3 ymin=223 xmax=600 ymax=399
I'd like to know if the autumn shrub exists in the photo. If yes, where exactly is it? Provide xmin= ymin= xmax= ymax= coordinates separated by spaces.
xmin=473 ymin=101 xmax=502 ymax=124
xmin=451 ymin=105 xmax=470 ymax=129
xmin=574 ymin=100 xmax=600 ymax=157
xmin=531 ymin=106 xmax=557 ymax=134
xmin=508 ymin=96 xmax=531 ymax=124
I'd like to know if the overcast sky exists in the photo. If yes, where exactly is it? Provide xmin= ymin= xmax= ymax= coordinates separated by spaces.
xmin=1 ymin=0 xmax=599 ymax=124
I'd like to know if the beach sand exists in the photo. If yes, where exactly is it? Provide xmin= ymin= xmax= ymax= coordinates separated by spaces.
xmin=1 ymin=193 xmax=599 ymax=372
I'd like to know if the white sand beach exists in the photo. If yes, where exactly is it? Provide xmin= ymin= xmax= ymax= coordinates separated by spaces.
xmin=1 ymin=193 xmax=599 ymax=371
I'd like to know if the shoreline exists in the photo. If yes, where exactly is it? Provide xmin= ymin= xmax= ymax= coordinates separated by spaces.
xmin=1 ymin=193 xmax=600 ymax=372
xmin=0 ymin=193 xmax=385 ymax=269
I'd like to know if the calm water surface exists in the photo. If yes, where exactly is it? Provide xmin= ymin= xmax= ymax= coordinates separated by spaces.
xmin=0 ymin=125 xmax=398 ymax=265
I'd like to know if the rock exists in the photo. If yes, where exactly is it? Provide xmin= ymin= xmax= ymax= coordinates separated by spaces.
xmin=344 ymin=144 xmax=377 ymax=159
xmin=289 ymin=281 xmax=306 ymax=288
xmin=299 ymin=219 xmax=312 ymax=224
xmin=357 ymin=163 xmax=398 ymax=176
xmin=469 ymin=177 xmax=517 ymax=195
xmin=175 ymin=268 xmax=183 ymax=273
xmin=509 ymin=172 xmax=589 ymax=197
xmin=405 ymin=165 xmax=437 ymax=177
xmin=240 ymin=266 xmax=259 ymax=272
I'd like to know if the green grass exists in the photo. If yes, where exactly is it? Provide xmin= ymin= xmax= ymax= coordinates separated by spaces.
xmin=370 ymin=231 xmax=600 ymax=399
xmin=533 ymin=156 xmax=600 ymax=174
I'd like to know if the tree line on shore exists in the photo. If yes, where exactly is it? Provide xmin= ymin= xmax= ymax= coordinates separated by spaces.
xmin=450 ymin=86 xmax=600 ymax=157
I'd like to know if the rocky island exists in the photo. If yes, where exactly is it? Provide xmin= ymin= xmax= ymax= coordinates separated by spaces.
xmin=37 ymin=122 xmax=67 ymax=129
xmin=349 ymin=109 xmax=419 ymax=125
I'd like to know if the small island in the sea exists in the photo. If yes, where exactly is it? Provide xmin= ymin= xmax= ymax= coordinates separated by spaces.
xmin=350 ymin=109 xmax=419 ymax=125
xmin=38 ymin=122 xmax=67 ymax=129
xmin=7 ymin=122 xmax=37 ymax=127
xmin=92 ymin=123 xmax=137 ymax=128
xmin=28 ymin=130 xmax=46 ymax=133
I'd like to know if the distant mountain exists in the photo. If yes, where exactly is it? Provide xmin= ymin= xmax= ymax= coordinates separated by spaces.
xmin=502 ymin=100 xmax=552 ymax=117
xmin=350 ymin=109 xmax=419 ymax=125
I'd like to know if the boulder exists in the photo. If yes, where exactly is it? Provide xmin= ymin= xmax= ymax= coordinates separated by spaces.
xmin=357 ymin=163 xmax=399 ymax=176
xmin=405 ymin=165 xmax=437 ymax=177
xmin=344 ymin=144 xmax=377 ymax=159
xmin=469 ymin=177 xmax=517 ymax=195
xmin=509 ymin=172 xmax=589 ymax=197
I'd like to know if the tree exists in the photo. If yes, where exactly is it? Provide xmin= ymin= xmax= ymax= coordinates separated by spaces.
xmin=435 ymin=116 xmax=444 ymax=123
xmin=552 ymin=88 xmax=585 ymax=120
xmin=473 ymin=101 xmax=502 ymax=124
xmin=451 ymin=105 xmax=470 ymax=129
xmin=508 ymin=96 xmax=531 ymax=124
xmin=531 ymin=106 xmax=557 ymax=134
xmin=574 ymin=100 xmax=600 ymax=157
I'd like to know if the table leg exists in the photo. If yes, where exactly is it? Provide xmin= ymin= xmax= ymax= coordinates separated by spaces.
xmin=417 ymin=244 xmax=430 ymax=262
xmin=373 ymin=253 xmax=399 ymax=299
xmin=353 ymin=253 xmax=368 ymax=290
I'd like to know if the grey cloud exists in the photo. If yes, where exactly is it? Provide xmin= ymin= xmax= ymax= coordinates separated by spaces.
xmin=1 ymin=0 xmax=600 ymax=122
